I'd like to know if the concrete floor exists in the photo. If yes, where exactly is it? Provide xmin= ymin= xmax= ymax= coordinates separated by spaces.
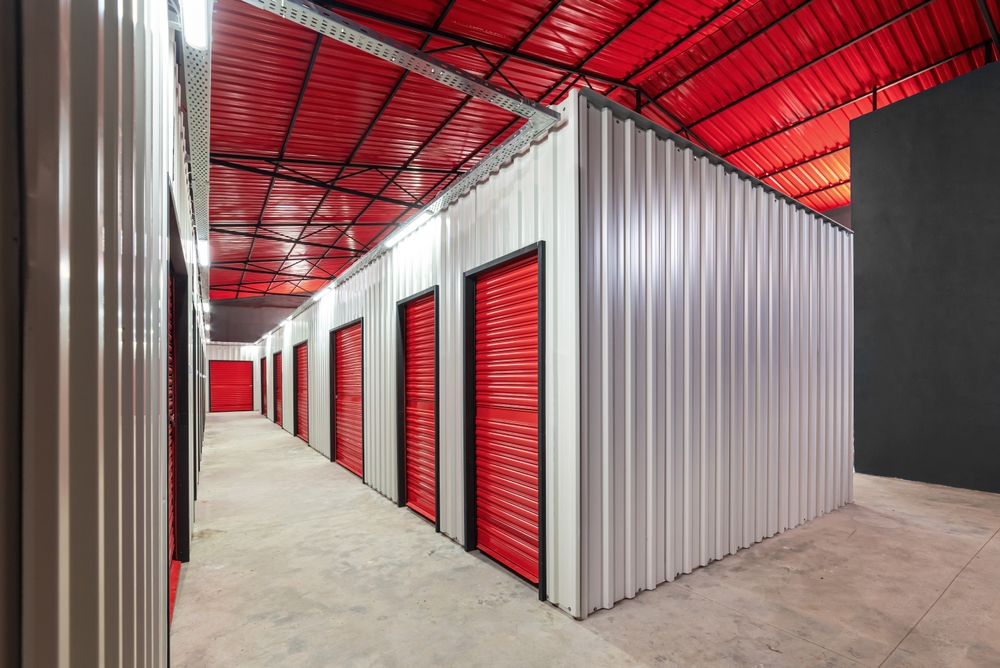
xmin=171 ymin=413 xmax=1000 ymax=667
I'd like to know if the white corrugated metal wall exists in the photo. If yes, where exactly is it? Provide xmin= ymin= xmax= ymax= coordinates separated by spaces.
xmin=18 ymin=0 xmax=208 ymax=663
xmin=207 ymin=342 xmax=263 ymax=412
xmin=257 ymin=94 xmax=582 ymax=615
xmin=577 ymin=91 xmax=854 ymax=617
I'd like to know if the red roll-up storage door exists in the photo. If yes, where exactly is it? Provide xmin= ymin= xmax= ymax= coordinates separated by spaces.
xmin=274 ymin=352 xmax=283 ymax=426
xmin=403 ymin=294 xmax=436 ymax=521
xmin=474 ymin=253 xmax=540 ymax=584
xmin=295 ymin=342 xmax=309 ymax=442
xmin=209 ymin=360 xmax=254 ymax=412
xmin=167 ymin=273 xmax=180 ymax=623
xmin=261 ymin=358 xmax=267 ymax=416
xmin=334 ymin=322 xmax=363 ymax=477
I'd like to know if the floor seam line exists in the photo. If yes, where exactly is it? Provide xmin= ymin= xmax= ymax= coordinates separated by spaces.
xmin=875 ymin=523 xmax=1000 ymax=668
xmin=673 ymin=582 xmax=871 ymax=667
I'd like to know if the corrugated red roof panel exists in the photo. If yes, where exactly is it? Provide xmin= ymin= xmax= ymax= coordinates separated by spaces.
xmin=208 ymin=0 xmax=998 ymax=297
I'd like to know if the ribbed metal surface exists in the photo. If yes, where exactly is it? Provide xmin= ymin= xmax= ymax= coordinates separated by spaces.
xmin=209 ymin=361 xmax=254 ymax=412
xmin=295 ymin=342 xmax=310 ymax=442
xmin=473 ymin=253 xmax=541 ymax=584
xmin=207 ymin=341 xmax=262 ymax=412
xmin=275 ymin=351 xmax=284 ymax=426
xmin=334 ymin=323 xmax=364 ymax=477
xmin=402 ymin=294 xmax=436 ymax=521
xmin=261 ymin=357 xmax=268 ymax=415
xmin=578 ymin=96 xmax=854 ymax=617
xmin=256 ymin=93 xmax=581 ymax=615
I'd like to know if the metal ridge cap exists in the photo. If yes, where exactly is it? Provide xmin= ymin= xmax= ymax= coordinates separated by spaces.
xmin=578 ymin=88 xmax=852 ymax=235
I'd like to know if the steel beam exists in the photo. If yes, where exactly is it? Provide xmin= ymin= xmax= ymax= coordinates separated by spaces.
xmin=210 ymin=158 xmax=421 ymax=208
xmin=976 ymin=0 xmax=1000 ymax=56
xmin=211 ymin=227 xmax=365 ymax=253
xmin=643 ymin=0 xmax=820 ymax=107
xmin=242 ymin=0 xmax=560 ymax=130
xmin=720 ymin=40 xmax=990 ymax=158
xmin=313 ymin=0 xmax=637 ymax=91
xmin=686 ymin=0 xmax=936 ymax=128
xmin=209 ymin=153 xmax=462 ymax=174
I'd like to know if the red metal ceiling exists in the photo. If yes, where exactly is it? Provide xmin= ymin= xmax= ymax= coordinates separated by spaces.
xmin=208 ymin=0 xmax=998 ymax=298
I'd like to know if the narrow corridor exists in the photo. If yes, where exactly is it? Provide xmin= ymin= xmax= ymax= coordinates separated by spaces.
xmin=171 ymin=413 xmax=1000 ymax=667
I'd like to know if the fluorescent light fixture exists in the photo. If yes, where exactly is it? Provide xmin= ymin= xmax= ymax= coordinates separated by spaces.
xmin=197 ymin=239 xmax=210 ymax=266
xmin=180 ymin=0 xmax=208 ymax=50
xmin=386 ymin=211 xmax=431 ymax=248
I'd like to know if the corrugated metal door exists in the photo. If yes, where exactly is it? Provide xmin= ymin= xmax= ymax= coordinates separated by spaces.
xmin=261 ymin=358 xmax=267 ymax=416
xmin=295 ymin=342 xmax=309 ymax=442
xmin=274 ymin=352 xmax=283 ymax=425
xmin=402 ymin=293 xmax=436 ymax=521
xmin=168 ymin=273 xmax=180 ymax=624
xmin=209 ymin=360 xmax=253 ymax=412
xmin=473 ymin=253 xmax=540 ymax=584
xmin=334 ymin=322 xmax=363 ymax=477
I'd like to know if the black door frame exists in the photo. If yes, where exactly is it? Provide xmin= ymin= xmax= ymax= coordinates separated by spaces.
xmin=260 ymin=357 xmax=267 ymax=416
xmin=462 ymin=241 xmax=546 ymax=602
xmin=330 ymin=318 xmax=365 ymax=479
xmin=395 ymin=286 xmax=440 ymax=531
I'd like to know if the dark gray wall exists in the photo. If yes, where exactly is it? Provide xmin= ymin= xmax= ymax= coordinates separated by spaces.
xmin=852 ymin=62 xmax=1000 ymax=494
xmin=209 ymin=294 xmax=307 ymax=342
xmin=0 ymin=0 xmax=21 ymax=662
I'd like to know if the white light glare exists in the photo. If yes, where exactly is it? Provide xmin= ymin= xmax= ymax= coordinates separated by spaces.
xmin=197 ymin=239 xmax=210 ymax=266
xmin=180 ymin=0 xmax=209 ymax=50
xmin=386 ymin=211 xmax=431 ymax=248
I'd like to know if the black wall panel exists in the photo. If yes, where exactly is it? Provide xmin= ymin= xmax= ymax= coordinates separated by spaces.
xmin=852 ymin=62 xmax=1000 ymax=494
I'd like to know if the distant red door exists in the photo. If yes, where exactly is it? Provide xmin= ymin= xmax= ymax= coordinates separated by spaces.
xmin=261 ymin=358 xmax=267 ymax=416
xmin=274 ymin=352 xmax=283 ymax=426
xmin=473 ymin=253 xmax=540 ymax=584
xmin=209 ymin=361 xmax=254 ymax=412
xmin=295 ymin=342 xmax=309 ymax=442
xmin=334 ymin=322 xmax=363 ymax=477
xmin=402 ymin=294 xmax=436 ymax=521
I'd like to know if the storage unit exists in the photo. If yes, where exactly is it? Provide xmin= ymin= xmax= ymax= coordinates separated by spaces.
xmin=295 ymin=342 xmax=309 ymax=442
xmin=208 ymin=360 xmax=254 ymax=412
xmin=274 ymin=352 xmax=283 ymax=426
xmin=332 ymin=321 xmax=364 ymax=478
xmin=467 ymin=250 xmax=543 ymax=585
xmin=397 ymin=289 xmax=438 ymax=523
xmin=254 ymin=90 xmax=853 ymax=618
xmin=261 ymin=358 xmax=267 ymax=416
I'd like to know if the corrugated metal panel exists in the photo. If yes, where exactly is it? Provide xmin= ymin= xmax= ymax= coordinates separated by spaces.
xmin=295 ymin=342 xmax=309 ymax=442
xmin=402 ymin=293 xmax=436 ymax=521
xmin=256 ymin=92 xmax=581 ymax=616
xmin=209 ymin=361 xmax=254 ymax=412
xmin=18 ymin=1 xmax=208 ymax=661
xmin=473 ymin=253 xmax=541 ymax=584
xmin=334 ymin=322 xmax=364 ymax=477
xmin=261 ymin=357 xmax=268 ymax=415
xmin=275 ymin=351 xmax=283 ymax=426
xmin=578 ymin=94 xmax=854 ymax=617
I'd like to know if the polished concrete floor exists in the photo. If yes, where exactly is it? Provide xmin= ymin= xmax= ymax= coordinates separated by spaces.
xmin=171 ymin=412 xmax=1000 ymax=667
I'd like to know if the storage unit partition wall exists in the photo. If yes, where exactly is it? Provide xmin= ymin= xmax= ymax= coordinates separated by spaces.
xmin=255 ymin=90 xmax=853 ymax=619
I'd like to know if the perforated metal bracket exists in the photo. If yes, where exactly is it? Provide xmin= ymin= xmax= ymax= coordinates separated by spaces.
xmin=182 ymin=43 xmax=211 ymax=242
xmin=241 ymin=0 xmax=561 ymax=130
